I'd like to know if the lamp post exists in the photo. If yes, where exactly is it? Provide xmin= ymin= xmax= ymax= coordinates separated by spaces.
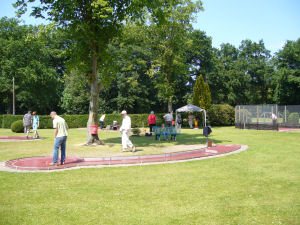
xmin=12 ymin=77 xmax=15 ymax=115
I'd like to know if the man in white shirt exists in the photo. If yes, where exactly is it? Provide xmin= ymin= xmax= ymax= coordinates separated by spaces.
xmin=188 ymin=113 xmax=194 ymax=129
xmin=49 ymin=111 xmax=68 ymax=166
xmin=99 ymin=114 xmax=106 ymax=129
xmin=163 ymin=112 xmax=173 ymax=127
xmin=120 ymin=110 xmax=136 ymax=152
xmin=271 ymin=113 xmax=278 ymax=130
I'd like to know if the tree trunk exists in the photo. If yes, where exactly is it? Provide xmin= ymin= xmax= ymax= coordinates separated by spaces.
xmin=168 ymin=97 xmax=173 ymax=113
xmin=86 ymin=52 xmax=103 ymax=145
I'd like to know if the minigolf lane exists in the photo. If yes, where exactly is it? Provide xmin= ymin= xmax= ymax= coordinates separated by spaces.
xmin=0 ymin=136 xmax=40 ymax=142
xmin=4 ymin=145 xmax=247 ymax=172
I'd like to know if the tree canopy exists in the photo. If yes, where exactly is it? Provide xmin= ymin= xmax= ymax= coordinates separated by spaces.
xmin=0 ymin=1 xmax=300 ymax=116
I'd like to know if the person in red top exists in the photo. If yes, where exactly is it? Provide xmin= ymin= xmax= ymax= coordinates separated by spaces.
xmin=148 ymin=111 xmax=157 ymax=133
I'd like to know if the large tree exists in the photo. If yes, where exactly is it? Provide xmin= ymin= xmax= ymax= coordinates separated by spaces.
xmin=147 ymin=0 xmax=203 ymax=112
xmin=103 ymin=24 xmax=157 ymax=113
xmin=273 ymin=39 xmax=300 ymax=104
xmin=208 ymin=40 xmax=274 ymax=105
xmin=186 ymin=30 xmax=214 ymax=81
xmin=61 ymin=69 xmax=90 ymax=114
xmin=208 ymin=43 xmax=247 ymax=105
xmin=0 ymin=17 xmax=66 ymax=114
xmin=238 ymin=39 xmax=273 ymax=104
xmin=14 ymin=0 xmax=165 ymax=144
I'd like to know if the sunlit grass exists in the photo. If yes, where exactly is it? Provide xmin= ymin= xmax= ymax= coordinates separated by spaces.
xmin=0 ymin=127 xmax=299 ymax=225
xmin=0 ymin=128 xmax=208 ymax=160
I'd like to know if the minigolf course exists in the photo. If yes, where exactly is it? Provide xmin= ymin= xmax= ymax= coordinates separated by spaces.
xmin=0 ymin=136 xmax=39 ymax=142
xmin=3 ymin=144 xmax=248 ymax=172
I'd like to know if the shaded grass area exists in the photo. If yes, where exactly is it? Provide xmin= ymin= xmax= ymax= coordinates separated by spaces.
xmin=0 ymin=128 xmax=209 ymax=160
xmin=0 ymin=127 xmax=300 ymax=225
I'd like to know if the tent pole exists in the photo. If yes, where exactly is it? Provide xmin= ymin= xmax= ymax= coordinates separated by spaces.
xmin=204 ymin=110 xmax=207 ymax=127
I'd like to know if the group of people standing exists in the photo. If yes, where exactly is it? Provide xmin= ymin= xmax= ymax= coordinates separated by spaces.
xmin=147 ymin=111 xmax=186 ymax=133
xmin=23 ymin=111 xmax=40 ymax=139
xmin=22 ymin=109 xmax=199 ymax=166
xmin=22 ymin=110 xmax=69 ymax=166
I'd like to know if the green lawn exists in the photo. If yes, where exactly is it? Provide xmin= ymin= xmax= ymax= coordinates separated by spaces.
xmin=0 ymin=128 xmax=208 ymax=160
xmin=0 ymin=127 xmax=299 ymax=225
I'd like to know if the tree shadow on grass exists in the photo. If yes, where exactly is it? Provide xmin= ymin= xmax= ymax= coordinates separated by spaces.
xmin=103 ymin=133 xmax=231 ymax=147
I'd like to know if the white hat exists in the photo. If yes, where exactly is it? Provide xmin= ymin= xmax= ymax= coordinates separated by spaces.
xmin=121 ymin=110 xmax=127 ymax=115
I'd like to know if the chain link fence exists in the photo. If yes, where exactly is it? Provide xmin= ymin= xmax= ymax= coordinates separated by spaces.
xmin=235 ymin=105 xmax=300 ymax=130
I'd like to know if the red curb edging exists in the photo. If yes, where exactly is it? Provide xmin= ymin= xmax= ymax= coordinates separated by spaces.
xmin=4 ymin=145 xmax=243 ymax=171
xmin=0 ymin=136 xmax=41 ymax=142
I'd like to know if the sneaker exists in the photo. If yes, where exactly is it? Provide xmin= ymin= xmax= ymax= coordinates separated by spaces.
xmin=49 ymin=162 xmax=59 ymax=166
xmin=61 ymin=161 xmax=65 ymax=165
xmin=132 ymin=146 xmax=136 ymax=152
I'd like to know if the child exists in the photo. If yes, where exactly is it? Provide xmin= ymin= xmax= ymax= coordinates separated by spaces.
xmin=32 ymin=111 xmax=40 ymax=139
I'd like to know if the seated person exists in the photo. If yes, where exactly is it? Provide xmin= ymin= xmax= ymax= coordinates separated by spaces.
xmin=162 ymin=124 xmax=170 ymax=140
xmin=112 ymin=120 xmax=119 ymax=130
xmin=99 ymin=114 xmax=106 ymax=129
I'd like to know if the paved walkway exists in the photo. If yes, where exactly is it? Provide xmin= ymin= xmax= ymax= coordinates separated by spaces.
xmin=0 ymin=145 xmax=248 ymax=172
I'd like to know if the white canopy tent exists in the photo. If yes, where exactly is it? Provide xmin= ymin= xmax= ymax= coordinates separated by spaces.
xmin=175 ymin=104 xmax=207 ymax=127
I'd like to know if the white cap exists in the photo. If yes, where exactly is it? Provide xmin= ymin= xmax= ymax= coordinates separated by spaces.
xmin=121 ymin=110 xmax=127 ymax=115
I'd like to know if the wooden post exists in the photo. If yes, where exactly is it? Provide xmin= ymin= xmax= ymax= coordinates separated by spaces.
xmin=12 ymin=77 xmax=15 ymax=115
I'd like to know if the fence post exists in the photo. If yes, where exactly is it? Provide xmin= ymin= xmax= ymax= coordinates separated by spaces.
xmin=256 ymin=105 xmax=259 ymax=130
xmin=284 ymin=105 xmax=287 ymax=123
xmin=238 ymin=106 xmax=240 ymax=122
xmin=243 ymin=106 xmax=245 ymax=129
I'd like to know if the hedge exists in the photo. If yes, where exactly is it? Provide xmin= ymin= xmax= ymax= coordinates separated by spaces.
xmin=0 ymin=104 xmax=235 ymax=129
xmin=1 ymin=115 xmax=23 ymax=129
xmin=287 ymin=112 xmax=300 ymax=124
xmin=207 ymin=104 xmax=235 ymax=126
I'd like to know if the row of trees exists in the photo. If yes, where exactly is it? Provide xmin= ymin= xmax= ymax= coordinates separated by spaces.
xmin=0 ymin=18 xmax=66 ymax=114
xmin=1 ymin=2 xmax=300 ymax=116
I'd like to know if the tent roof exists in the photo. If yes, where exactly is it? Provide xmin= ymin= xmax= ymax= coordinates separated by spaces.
xmin=176 ymin=104 xmax=205 ymax=112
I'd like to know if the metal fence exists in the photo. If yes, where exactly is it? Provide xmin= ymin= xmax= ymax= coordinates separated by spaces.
xmin=235 ymin=105 xmax=300 ymax=130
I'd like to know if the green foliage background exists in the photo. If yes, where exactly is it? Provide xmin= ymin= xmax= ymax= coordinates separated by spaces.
xmin=0 ymin=1 xmax=299 ymax=116
xmin=0 ymin=104 xmax=234 ymax=129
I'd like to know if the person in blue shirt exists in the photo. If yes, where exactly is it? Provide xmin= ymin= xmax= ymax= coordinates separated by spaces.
xmin=32 ymin=111 xmax=40 ymax=139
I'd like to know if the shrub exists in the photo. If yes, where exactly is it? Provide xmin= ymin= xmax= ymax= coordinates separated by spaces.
xmin=131 ymin=128 xmax=141 ymax=136
xmin=287 ymin=112 xmax=299 ymax=124
xmin=207 ymin=104 xmax=235 ymax=126
xmin=11 ymin=120 xmax=24 ymax=133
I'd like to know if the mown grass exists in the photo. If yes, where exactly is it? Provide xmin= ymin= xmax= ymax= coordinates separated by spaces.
xmin=0 ymin=128 xmax=208 ymax=160
xmin=0 ymin=127 xmax=299 ymax=225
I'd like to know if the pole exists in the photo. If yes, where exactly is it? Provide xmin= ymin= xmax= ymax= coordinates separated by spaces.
xmin=12 ymin=77 xmax=15 ymax=115
xmin=204 ymin=110 xmax=207 ymax=127
xmin=284 ymin=105 xmax=287 ymax=123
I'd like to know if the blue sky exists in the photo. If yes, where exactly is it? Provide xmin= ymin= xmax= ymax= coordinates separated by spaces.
xmin=1 ymin=0 xmax=300 ymax=53
xmin=194 ymin=0 xmax=300 ymax=53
